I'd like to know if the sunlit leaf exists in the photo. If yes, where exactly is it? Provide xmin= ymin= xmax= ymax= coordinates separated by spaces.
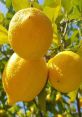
xmin=53 ymin=34 xmax=61 ymax=46
xmin=6 ymin=0 xmax=12 ymax=8
xmin=68 ymin=89 xmax=78 ymax=102
xmin=67 ymin=114 xmax=73 ymax=117
xmin=0 ymin=12 xmax=4 ymax=24
xmin=43 ymin=0 xmax=61 ymax=21
xmin=79 ymin=0 xmax=82 ymax=12
xmin=53 ymin=23 xmax=57 ymax=33
xmin=33 ymin=2 xmax=43 ymax=10
xmin=12 ymin=0 xmax=29 ymax=11
xmin=68 ymin=6 xmax=81 ymax=20
xmin=73 ymin=0 xmax=82 ymax=12
xmin=77 ymin=39 xmax=82 ymax=57
xmin=61 ymin=0 xmax=73 ymax=13
xmin=71 ymin=30 xmax=79 ymax=42
xmin=0 ymin=25 xmax=8 ymax=44
xmin=44 ymin=0 xmax=56 ymax=8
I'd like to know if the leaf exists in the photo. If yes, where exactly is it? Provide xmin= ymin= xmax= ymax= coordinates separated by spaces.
xmin=80 ymin=82 xmax=82 ymax=90
xmin=68 ymin=6 xmax=81 ymax=20
xmin=6 ymin=12 xmax=13 ymax=19
xmin=53 ymin=22 xmax=57 ymax=34
xmin=62 ymin=0 xmax=73 ymax=13
xmin=44 ymin=0 xmax=56 ymax=8
xmin=70 ymin=30 xmax=79 ymax=42
xmin=77 ymin=40 xmax=82 ymax=57
xmin=73 ymin=0 xmax=82 ymax=12
xmin=43 ymin=0 xmax=61 ymax=21
xmin=6 ymin=0 xmax=12 ymax=8
xmin=53 ymin=34 xmax=61 ymax=46
xmin=0 ymin=12 xmax=4 ymax=24
xmin=12 ymin=0 xmax=29 ymax=11
xmin=33 ymin=2 xmax=43 ymax=10
xmin=68 ymin=89 xmax=78 ymax=102
xmin=67 ymin=114 xmax=73 ymax=117
xmin=0 ymin=25 xmax=8 ymax=44
xmin=38 ymin=89 xmax=46 ymax=113
xmin=78 ymin=0 xmax=82 ymax=12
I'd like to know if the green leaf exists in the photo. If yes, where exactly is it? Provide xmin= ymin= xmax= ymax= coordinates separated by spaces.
xmin=33 ymin=2 xmax=43 ymax=10
xmin=44 ymin=0 xmax=56 ymax=8
xmin=71 ymin=30 xmax=79 ymax=42
xmin=77 ymin=40 xmax=82 ymax=57
xmin=43 ymin=0 xmax=61 ymax=21
xmin=61 ymin=0 xmax=73 ymax=13
xmin=0 ymin=12 xmax=4 ymax=24
xmin=38 ymin=89 xmax=46 ymax=113
xmin=67 ymin=114 xmax=73 ymax=117
xmin=78 ymin=0 xmax=82 ymax=12
xmin=0 ymin=25 xmax=8 ymax=44
xmin=68 ymin=6 xmax=81 ymax=20
xmin=6 ymin=0 xmax=12 ymax=8
xmin=12 ymin=0 xmax=29 ymax=11
xmin=72 ymin=0 xmax=82 ymax=12
xmin=68 ymin=89 xmax=78 ymax=102
xmin=53 ymin=23 xmax=57 ymax=34
xmin=6 ymin=12 xmax=13 ymax=19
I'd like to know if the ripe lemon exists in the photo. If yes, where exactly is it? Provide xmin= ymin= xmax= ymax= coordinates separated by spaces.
xmin=8 ymin=8 xmax=53 ymax=59
xmin=2 ymin=53 xmax=48 ymax=105
xmin=79 ymin=97 xmax=82 ymax=108
xmin=48 ymin=51 xmax=82 ymax=93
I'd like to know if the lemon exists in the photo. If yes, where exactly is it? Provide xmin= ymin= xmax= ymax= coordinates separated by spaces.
xmin=79 ymin=97 xmax=82 ymax=108
xmin=48 ymin=51 xmax=82 ymax=93
xmin=2 ymin=53 xmax=48 ymax=105
xmin=8 ymin=8 xmax=53 ymax=59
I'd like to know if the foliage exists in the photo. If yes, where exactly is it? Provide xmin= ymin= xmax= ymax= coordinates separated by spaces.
xmin=0 ymin=0 xmax=82 ymax=116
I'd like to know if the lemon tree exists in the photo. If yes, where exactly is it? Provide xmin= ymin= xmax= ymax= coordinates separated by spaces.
xmin=0 ymin=0 xmax=82 ymax=117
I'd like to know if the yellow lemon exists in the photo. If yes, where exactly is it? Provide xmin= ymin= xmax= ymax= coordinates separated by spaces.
xmin=2 ymin=53 xmax=48 ymax=105
xmin=79 ymin=97 xmax=82 ymax=108
xmin=8 ymin=8 xmax=53 ymax=59
xmin=48 ymin=51 xmax=82 ymax=93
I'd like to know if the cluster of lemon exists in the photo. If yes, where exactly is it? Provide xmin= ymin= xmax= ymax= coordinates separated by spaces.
xmin=2 ymin=8 xmax=82 ymax=105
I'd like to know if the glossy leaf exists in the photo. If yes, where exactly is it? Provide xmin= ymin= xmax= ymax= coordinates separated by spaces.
xmin=61 ymin=0 xmax=73 ymax=13
xmin=68 ymin=90 xmax=78 ymax=102
xmin=44 ymin=0 xmax=56 ymax=8
xmin=12 ymin=0 xmax=29 ymax=11
xmin=79 ymin=0 xmax=82 ymax=12
xmin=68 ymin=6 xmax=81 ymax=20
xmin=77 ymin=40 xmax=82 ymax=57
xmin=0 ymin=12 xmax=4 ymax=24
xmin=6 ymin=0 xmax=12 ymax=8
xmin=71 ymin=30 xmax=79 ymax=42
xmin=43 ymin=0 xmax=61 ymax=21
xmin=0 ymin=25 xmax=8 ymax=44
